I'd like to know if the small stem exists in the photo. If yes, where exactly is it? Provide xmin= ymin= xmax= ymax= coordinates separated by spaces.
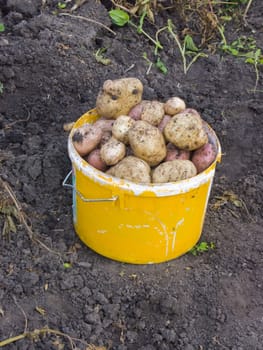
xmin=0 ymin=328 xmax=89 ymax=348
xmin=253 ymin=61 xmax=259 ymax=93
xmin=243 ymin=0 xmax=253 ymax=20
xmin=167 ymin=20 xmax=186 ymax=74
xmin=129 ymin=21 xmax=163 ymax=50
xmin=59 ymin=13 xmax=116 ymax=35
xmin=0 ymin=334 xmax=26 ymax=346
xmin=217 ymin=25 xmax=227 ymax=46
xmin=186 ymin=53 xmax=208 ymax=73
xmin=155 ymin=26 xmax=168 ymax=55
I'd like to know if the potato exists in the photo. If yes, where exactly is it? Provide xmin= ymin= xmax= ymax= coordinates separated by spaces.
xmin=164 ymin=97 xmax=186 ymax=115
xmin=165 ymin=143 xmax=190 ymax=161
xmin=128 ymin=100 xmax=148 ymax=120
xmin=191 ymin=143 xmax=216 ymax=173
xmin=72 ymin=123 xmax=103 ymax=156
xmin=99 ymin=131 xmax=112 ymax=147
xmin=100 ymin=137 xmax=126 ymax=166
xmin=107 ymin=156 xmax=151 ymax=183
xmin=152 ymin=160 xmax=197 ymax=183
xmin=128 ymin=120 xmax=167 ymax=166
xmin=96 ymin=78 xmax=143 ymax=119
xmin=112 ymin=115 xmax=135 ymax=144
xmin=140 ymin=100 xmax=164 ymax=126
xmin=158 ymin=114 xmax=171 ymax=132
xmin=164 ymin=109 xmax=208 ymax=151
xmin=93 ymin=118 xmax=114 ymax=132
xmin=85 ymin=149 xmax=107 ymax=172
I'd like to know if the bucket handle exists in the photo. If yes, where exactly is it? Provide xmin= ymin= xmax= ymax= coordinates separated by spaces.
xmin=62 ymin=170 xmax=118 ymax=203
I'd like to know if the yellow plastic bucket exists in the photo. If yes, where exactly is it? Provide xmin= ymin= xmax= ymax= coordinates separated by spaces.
xmin=65 ymin=109 xmax=221 ymax=264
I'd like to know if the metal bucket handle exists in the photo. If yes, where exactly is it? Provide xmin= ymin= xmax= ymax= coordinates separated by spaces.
xmin=63 ymin=170 xmax=118 ymax=203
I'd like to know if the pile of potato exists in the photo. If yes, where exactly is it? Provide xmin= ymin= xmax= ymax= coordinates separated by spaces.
xmin=72 ymin=78 xmax=217 ymax=184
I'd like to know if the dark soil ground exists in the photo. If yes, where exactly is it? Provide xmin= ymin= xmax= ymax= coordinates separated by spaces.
xmin=0 ymin=1 xmax=263 ymax=349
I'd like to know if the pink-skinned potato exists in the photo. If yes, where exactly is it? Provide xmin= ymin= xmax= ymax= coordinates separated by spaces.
xmin=158 ymin=115 xmax=171 ymax=133
xmin=93 ymin=118 xmax=114 ymax=132
xmin=85 ymin=149 xmax=107 ymax=172
xmin=191 ymin=143 xmax=216 ymax=173
xmin=72 ymin=123 xmax=103 ymax=156
xmin=165 ymin=143 xmax=190 ymax=161
xmin=128 ymin=100 xmax=148 ymax=120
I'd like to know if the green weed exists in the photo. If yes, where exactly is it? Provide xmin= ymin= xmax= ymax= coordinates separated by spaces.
xmin=110 ymin=8 xmax=166 ymax=73
xmin=218 ymin=26 xmax=263 ymax=91
xmin=94 ymin=48 xmax=111 ymax=66
xmin=109 ymin=9 xmax=162 ymax=51
xmin=0 ymin=198 xmax=19 ymax=238
xmin=57 ymin=1 xmax=66 ymax=10
xmin=190 ymin=241 xmax=215 ymax=256
xmin=167 ymin=19 xmax=208 ymax=74
xmin=0 ymin=23 xmax=5 ymax=32
xmin=142 ymin=52 xmax=167 ymax=74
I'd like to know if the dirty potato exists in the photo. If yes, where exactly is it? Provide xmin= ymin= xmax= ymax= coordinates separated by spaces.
xmin=107 ymin=156 xmax=151 ymax=183
xmin=96 ymin=77 xmax=143 ymax=119
xmin=164 ymin=97 xmax=186 ymax=115
xmin=112 ymin=115 xmax=135 ymax=144
xmin=165 ymin=143 xmax=190 ymax=161
xmin=128 ymin=100 xmax=148 ymax=120
xmin=164 ymin=109 xmax=208 ymax=151
xmin=100 ymin=137 xmax=126 ymax=166
xmin=140 ymin=100 xmax=165 ymax=126
xmin=152 ymin=159 xmax=197 ymax=183
xmin=72 ymin=123 xmax=103 ymax=156
xmin=158 ymin=114 xmax=172 ymax=133
xmin=85 ymin=149 xmax=107 ymax=172
xmin=128 ymin=120 xmax=167 ymax=166
xmin=191 ymin=143 xmax=217 ymax=173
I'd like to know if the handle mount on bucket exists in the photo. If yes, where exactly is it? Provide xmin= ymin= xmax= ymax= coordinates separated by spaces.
xmin=63 ymin=170 xmax=118 ymax=203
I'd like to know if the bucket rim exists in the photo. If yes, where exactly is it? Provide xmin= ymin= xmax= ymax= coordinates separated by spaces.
xmin=68 ymin=111 xmax=222 ymax=197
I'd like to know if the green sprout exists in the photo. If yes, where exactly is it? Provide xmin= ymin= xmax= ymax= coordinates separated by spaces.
xmin=109 ymin=9 xmax=163 ymax=52
xmin=57 ymin=1 xmax=66 ymax=9
xmin=167 ymin=19 xmax=208 ymax=74
xmin=218 ymin=26 xmax=263 ymax=91
xmin=190 ymin=241 xmax=215 ymax=256
xmin=155 ymin=57 xmax=168 ymax=74
xmin=0 ymin=23 xmax=5 ymax=32
xmin=142 ymin=52 xmax=167 ymax=75
xmin=94 ymin=48 xmax=111 ymax=66
xmin=63 ymin=262 xmax=72 ymax=269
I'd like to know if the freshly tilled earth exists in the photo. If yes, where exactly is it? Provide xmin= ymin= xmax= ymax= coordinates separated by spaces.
xmin=0 ymin=1 xmax=263 ymax=349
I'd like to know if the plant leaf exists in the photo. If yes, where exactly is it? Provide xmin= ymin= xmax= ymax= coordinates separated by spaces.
xmin=109 ymin=9 xmax=130 ymax=27
xmin=184 ymin=35 xmax=199 ymax=52
xmin=7 ymin=215 xmax=17 ymax=233
xmin=63 ymin=262 xmax=72 ymax=268
xmin=155 ymin=57 xmax=168 ymax=74
xmin=0 ymin=23 xmax=5 ymax=32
